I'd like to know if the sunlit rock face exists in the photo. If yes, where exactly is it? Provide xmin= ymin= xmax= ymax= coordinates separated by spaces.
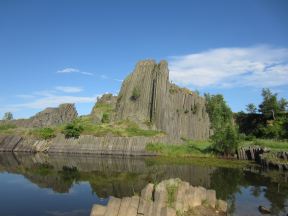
xmin=115 ymin=60 xmax=211 ymax=140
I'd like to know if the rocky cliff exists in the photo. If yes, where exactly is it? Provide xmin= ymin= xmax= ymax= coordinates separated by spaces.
xmin=115 ymin=60 xmax=211 ymax=140
xmin=0 ymin=103 xmax=77 ymax=127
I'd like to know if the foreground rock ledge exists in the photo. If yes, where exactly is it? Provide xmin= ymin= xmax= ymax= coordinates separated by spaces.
xmin=90 ymin=178 xmax=227 ymax=216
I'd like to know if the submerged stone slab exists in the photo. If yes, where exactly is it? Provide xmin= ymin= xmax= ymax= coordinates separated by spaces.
xmin=206 ymin=190 xmax=216 ymax=208
xmin=104 ymin=197 xmax=121 ymax=216
xmin=160 ymin=207 xmax=176 ymax=216
xmin=90 ymin=204 xmax=107 ymax=216
xmin=126 ymin=196 xmax=139 ymax=216
xmin=118 ymin=197 xmax=131 ymax=216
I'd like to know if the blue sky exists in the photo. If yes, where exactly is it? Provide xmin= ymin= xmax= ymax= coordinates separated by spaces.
xmin=0 ymin=0 xmax=288 ymax=118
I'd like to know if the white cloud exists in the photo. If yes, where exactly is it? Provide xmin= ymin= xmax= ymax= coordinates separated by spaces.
xmin=0 ymin=95 xmax=97 ymax=112
xmin=57 ymin=67 xmax=79 ymax=73
xmin=11 ymin=95 xmax=97 ymax=110
xmin=57 ymin=68 xmax=94 ymax=76
xmin=80 ymin=71 xmax=94 ymax=76
xmin=55 ymin=86 xmax=83 ymax=93
xmin=169 ymin=45 xmax=288 ymax=88
xmin=0 ymin=89 xmax=100 ymax=116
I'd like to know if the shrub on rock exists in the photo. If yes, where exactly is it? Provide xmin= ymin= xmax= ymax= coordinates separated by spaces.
xmin=62 ymin=121 xmax=84 ymax=138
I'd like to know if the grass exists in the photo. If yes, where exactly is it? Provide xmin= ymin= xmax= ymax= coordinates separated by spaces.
xmin=92 ymin=103 xmax=115 ymax=113
xmin=0 ymin=124 xmax=17 ymax=131
xmin=78 ymin=117 xmax=164 ymax=137
xmin=0 ymin=116 xmax=164 ymax=138
xmin=31 ymin=127 xmax=56 ymax=140
xmin=166 ymin=182 xmax=179 ymax=207
xmin=145 ymin=156 xmax=250 ymax=169
xmin=146 ymin=140 xmax=212 ymax=157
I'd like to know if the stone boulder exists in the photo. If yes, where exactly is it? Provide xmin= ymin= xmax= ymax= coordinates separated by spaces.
xmin=114 ymin=60 xmax=211 ymax=140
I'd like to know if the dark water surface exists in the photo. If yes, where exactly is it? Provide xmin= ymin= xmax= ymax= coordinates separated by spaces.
xmin=0 ymin=153 xmax=287 ymax=216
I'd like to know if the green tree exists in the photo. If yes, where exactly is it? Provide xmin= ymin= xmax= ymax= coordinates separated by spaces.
xmin=258 ymin=88 xmax=285 ymax=120
xmin=246 ymin=103 xmax=257 ymax=114
xmin=2 ymin=112 xmax=13 ymax=120
xmin=204 ymin=93 xmax=233 ymax=131
xmin=211 ymin=124 xmax=239 ymax=156
xmin=205 ymin=93 xmax=239 ymax=155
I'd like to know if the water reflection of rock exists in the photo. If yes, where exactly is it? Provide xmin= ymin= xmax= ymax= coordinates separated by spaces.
xmin=0 ymin=153 xmax=287 ymax=215
xmin=0 ymin=153 xmax=214 ymax=196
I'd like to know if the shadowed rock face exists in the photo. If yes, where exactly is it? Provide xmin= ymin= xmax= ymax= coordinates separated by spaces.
xmin=115 ymin=60 xmax=211 ymax=140
xmin=0 ymin=103 xmax=77 ymax=127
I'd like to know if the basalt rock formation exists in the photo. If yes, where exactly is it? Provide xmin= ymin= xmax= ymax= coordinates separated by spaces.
xmin=0 ymin=103 xmax=77 ymax=128
xmin=91 ymin=93 xmax=117 ymax=123
xmin=90 ymin=178 xmax=227 ymax=216
xmin=115 ymin=60 xmax=211 ymax=140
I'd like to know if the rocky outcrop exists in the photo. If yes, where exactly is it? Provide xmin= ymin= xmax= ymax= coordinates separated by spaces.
xmin=90 ymin=178 xmax=227 ymax=216
xmin=0 ymin=103 xmax=77 ymax=128
xmin=0 ymin=134 xmax=170 ymax=155
xmin=115 ymin=60 xmax=211 ymax=140
xmin=0 ymin=135 xmax=22 ymax=152
xmin=47 ymin=134 xmax=163 ymax=155
xmin=237 ymin=146 xmax=288 ymax=171
xmin=91 ymin=94 xmax=117 ymax=123
xmin=237 ymin=146 xmax=268 ymax=161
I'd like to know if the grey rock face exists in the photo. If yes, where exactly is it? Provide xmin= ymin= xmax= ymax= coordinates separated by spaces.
xmin=115 ymin=60 xmax=211 ymax=140
xmin=0 ymin=103 xmax=77 ymax=128
xmin=29 ymin=103 xmax=78 ymax=127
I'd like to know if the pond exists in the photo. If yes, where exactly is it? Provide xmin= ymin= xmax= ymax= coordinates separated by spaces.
xmin=0 ymin=153 xmax=287 ymax=216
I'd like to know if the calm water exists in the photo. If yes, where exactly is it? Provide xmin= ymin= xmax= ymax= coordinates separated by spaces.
xmin=0 ymin=153 xmax=287 ymax=216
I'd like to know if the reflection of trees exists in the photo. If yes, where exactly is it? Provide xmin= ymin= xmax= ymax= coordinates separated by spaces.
xmin=263 ymin=182 xmax=288 ymax=215
xmin=210 ymin=168 xmax=244 ymax=215
xmin=24 ymin=165 xmax=80 ymax=193
xmin=250 ymin=186 xmax=261 ymax=197
xmin=243 ymin=170 xmax=288 ymax=215
xmin=82 ymin=171 xmax=147 ymax=198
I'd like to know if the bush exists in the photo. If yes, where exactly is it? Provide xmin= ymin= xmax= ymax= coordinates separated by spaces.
xmin=131 ymin=87 xmax=140 ymax=100
xmin=36 ymin=128 xmax=55 ymax=140
xmin=62 ymin=122 xmax=84 ymax=138
xmin=101 ymin=112 xmax=110 ymax=123
xmin=211 ymin=125 xmax=239 ymax=156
